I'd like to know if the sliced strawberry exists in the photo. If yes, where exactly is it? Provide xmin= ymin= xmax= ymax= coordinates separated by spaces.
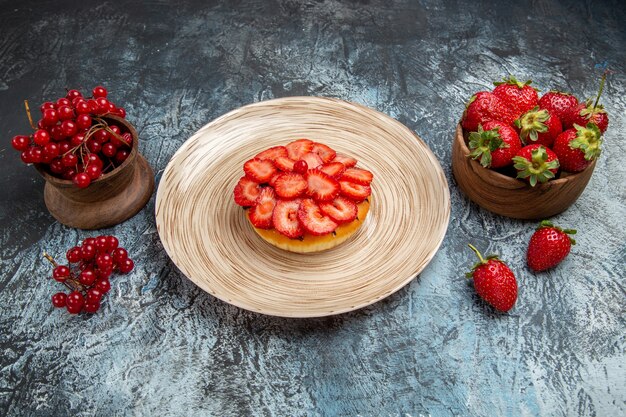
xmin=311 ymin=142 xmax=336 ymax=163
xmin=244 ymin=158 xmax=277 ymax=183
xmin=272 ymin=199 xmax=304 ymax=238
xmin=297 ymin=198 xmax=338 ymax=236
xmin=248 ymin=187 xmax=276 ymax=229
xmin=254 ymin=146 xmax=288 ymax=161
xmin=273 ymin=172 xmax=307 ymax=199
xmin=333 ymin=154 xmax=357 ymax=168
xmin=268 ymin=172 xmax=281 ymax=188
xmin=233 ymin=176 xmax=261 ymax=206
xmin=341 ymin=167 xmax=373 ymax=185
xmin=300 ymin=152 xmax=324 ymax=170
xmin=274 ymin=156 xmax=296 ymax=172
xmin=305 ymin=169 xmax=340 ymax=202
xmin=286 ymin=139 xmax=314 ymax=160
xmin=318 ymin=162 xmax=346 ymax=178
xmin=319 ymin=197 xmax=357 ymax=224
xmin=339 ymin=180 xmax=371 ymax=202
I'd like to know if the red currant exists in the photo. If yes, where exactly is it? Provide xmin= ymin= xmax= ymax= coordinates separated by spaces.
xmin=95 ymin=97 xmax=109 ymax=114
xmin=87 ymin=99 xmax=99 ymax=113
xmin=61 ymin=120 xmax=78 ymax=137
xmin=97 ymin=267 xmax=113 ymax=280
xmin=61 ymin=153 xmax=78 ymax=167
xmin=95 ymin=236 xmax=109 ymax=253
xmin=52 ymin=292 xmax=67 ymax=308
xmin=50 ymin=125 xmax=64 ymax=141
xmin=28 ymin=146 xmax=43 ymax=163
xmin=109 ymin=125 xmax=121 ymax=135
xmin=95 ymin=279 xmax=111 ymax=293
xmin=96 ymin=253 xmax=113 ymax=270
xmin=70 ymin=133 xmax=85 ymax=147
xmin=41 ymin=108 xmax=59 ymax=126
xmin=79 ymin=269 xmax=97 ymax=286
xmin=66 ymin=89 xmax=82 ymax=100
xmin=81 ymin=243 xmax=96 ymax=260
xmin=62 ymin=167 xmax=77 ymax=180
xmin=83 ymin=237 xmax=97 ymax=246
xmin=86 ymin=139 xmax=101 ymax=153
xmin=66 ymin=291 xmax=84 ymax=314
xmin=43 ymin=142 xmax=60 ymax=159
xmin=102 ymin=142 xmax=117 ymax=158
xmin=119 ymin=258 xmax=135 ymax=274
xmin=11 ymin=135 xmax=30 ymax=151
xmin=66 ymin=246 xmax=82 ymax=263
xmin=73 ymin=172 xmax=91 ymax=188
xmin=40 ymin=101 xmax=55 ymax=112
xmin=56 ymin=97 xmax=71 ymax=107
xmin=293 ymin=160 xmax=308 ymax=174
xmin=33 ymin=129 xmax=50 ymax=146
xmin=93 ymin=129 xmax=110 ymax=144
xmin=83 ymin=301 xmax=100 ymax=314
xmin=76 ymin=114 xmax=92 ymax=130
xmin=86 ymin=288 xmax=103 ymax=303
xmin=58 ymin=141 xmax=72 ymax=154
xmin=111 ymin=247 xmax=128 ymax=263
xmin=75 ymin=101 xmax=90 ymax=114
xmin=50 ymin=159 xmax=65 ymax=174
xmin=86 ymin=153 xmax=104 ymax=169
xmin=53 ymin=265 xmax=70 ymax=282
xmin=92 ymin=86 xmax=108 ymax=98
xmin=115 ymin=107 xmax=126 ymax=118
xmin=114 ymin=149 xmax=130 ymax=164
xmin=20 ymin=150 xmax=32 ymax=164
xmin=57 ymin=105 xmax=74 ymax=121
xmin=85 ymin=164 xmax=102 ymax=180
xmin=106 ymin=236 xmax=119 ymax=251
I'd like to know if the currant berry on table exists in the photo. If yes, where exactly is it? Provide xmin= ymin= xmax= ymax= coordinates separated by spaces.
xmin=43 ymin=235 xmax=135 ymax=315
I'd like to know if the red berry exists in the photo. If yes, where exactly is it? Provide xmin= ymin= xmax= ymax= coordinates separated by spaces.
xmin=53 ymin=265 xmax=70 ymax=282
xmin=58 ymin=141 xmax=72 ymax=154
xmin=111 ymin=247 xmax=128 ymax=263
xmin=118 ymin=258 xmax=134 ymax=274
xmin=66 ymin=291 xmax=84 ymax=312
xmin=93 ymin=129 xmax=110 ymax=144
xmin=40 ymin=101 xmax=55 ymax=112
xmin=76 ymin=114 xmax=92 ymax=129
xmin=461 ymin=91 xmax=516 ymax=131
xmin=61 ymin=120 xmax=78 ymax=137
xmin=66 ymin=89 xmax=82 ymax=100
xmin=85 ymin=164 xmax=102 ymax=180
xmin=50 ymin=159 xmax=64 ymax=174
xmin=310 ymin=142 xmax=336 ymax=163
xmin=79 ymin=269 xmax=97 ymax=286
xmin=86 ymin=153 xmax=104 ymax=169
xmin=527 ymin=221 xmax=576 ymax=271
xmin=102 ymin=142 xmax=117 ymax=158
xmin=92 ymin=86 xmax=108 ymax=98
xmin=81 ymin=243 xmax=96 ymax=260
xmin=468 ymin=122 xmax=522 ymax=169
xmin=305 ymin=169 xmax=340 ymax=202
xmin=97 ymin=267 xmax=113 ymax=280
xmin=70 ymin=133 xmax=85 ymax=147
xmin=243 ymin=158 xmax=277 ymax=183
xmin=28 ymin=146 xmax=44 ymax=164
xmin=66 ymin=246 xmax=82 ymax=263
xmin=106 ymin=236 xmax=119 ymax=251
xmin=43 ymin=142 xmax=60 ymax=160
xmin=41 ymin=108 xmax=59 ymax=126
xmin=115 ymin=107 xmax=126 ymax=118
xmin=61 ymin=153 xmax=78 ymax=167
xmin=467 ymin=245 xmax=517 ymax=312
xmin=512 ymin=144 xmax=560 ymax=187
xmin=73 ymin=172 xmax=91 ymax=188
xmin=20 ymin=150 xmax=32 ymax=164
xmin=33 ymin=129 xmax=50 ymax=146
xmin=51 ymin=292 xmax=67 ymax=308
xmin=57 ymin=105 xmax=74 ymax=121
xmin=56 ymin=98 xmax=71 ymax=108
xmin=95 ymin=97 xmax=109 ymax=114
xmin=286 ymin=139 xmax=315 ymax=160
xmin=96 ymin=253 xmax=113 ymax=270
xmin=86 ymin=288 xmax=103 ymax=303
xmin=11 ymin=135 xmax=30 ymax=151
xmin=293 ymin=159 xmax=308 ymax=174
xmin=86 ymin=139 xmax=101 ymax=153
xmin=75 ymin=100 xmax=90 ymax=114
xmin=114 ymin=149 xmax=130 ymax=164
xmin=83 ymin=237 xmax=97 ymax=246
xmin=95 ymin=236 xmax=109 ymax=252
xmin=95 ymin=279 xmax=111 ymax=293
xmin=552 ymin=125 xmax=602 ymax=173
xmin=83 ymin=301 xmax=100 ymax=313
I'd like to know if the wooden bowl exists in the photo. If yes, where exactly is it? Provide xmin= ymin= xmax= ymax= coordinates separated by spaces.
xmin=36 ymin=115 xmax=155 ymax=229
xmin=452 ymin=123 xmax=596 ymax=220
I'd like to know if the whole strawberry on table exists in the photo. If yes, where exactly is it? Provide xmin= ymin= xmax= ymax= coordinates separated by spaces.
xmin=461 ymin=73 xmax=609 ymax=186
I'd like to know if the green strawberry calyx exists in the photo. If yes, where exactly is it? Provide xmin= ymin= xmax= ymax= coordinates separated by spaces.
xmin=512 ymin=146 xmax=560 ymax=187
xmin=467 ymin=125 xmax=508 ymax=168
xmin=494 ymin=75 xmax=533 ymax=89
xmin=537 ymin=220 xmax=577 ymax=245
xmin=466 ymin=244 xmax=501 ymax=278
xmin=571 ymin=123 xmax=603 ymax=161
xmin=515 ymin=106 xmax=549 ymax=144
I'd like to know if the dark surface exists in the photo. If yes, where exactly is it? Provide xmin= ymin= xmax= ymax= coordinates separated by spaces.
xmin=1 ymin=1 xmax=625 ymax=416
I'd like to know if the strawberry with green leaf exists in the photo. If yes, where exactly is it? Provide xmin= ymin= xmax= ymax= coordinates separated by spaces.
xmin=493 ymin=76 xmax=539 ymax=119
xmin=512 ymin=144 xmax=560 ymax=186
xmin=562 ymin=73 xmax=609 ymax=133
xmin=461 ymin=91 xmax=516 ymax=132
xmin=552 ymin=123 xmax=603 ymax=172
xmin=466 ymin=244 xmax=518 ymax=312
xmin=527 ymin=221 xmax=576 ymax=271
xmin=468 ymin=121 xmax=521 ymax=168
xmin=514 ymin=106 xmax=563 ymax=148
xmin=538 ymin=90 xmax=579 ymax=122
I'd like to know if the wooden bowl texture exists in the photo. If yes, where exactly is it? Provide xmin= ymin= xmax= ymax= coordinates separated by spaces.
xmin=36 ymin=115 xmax=155 ymax=229
xmin=155 ymin=96 xmax=451 ymax=318
xmin=452 ymin=123 xmax=595 ymax=220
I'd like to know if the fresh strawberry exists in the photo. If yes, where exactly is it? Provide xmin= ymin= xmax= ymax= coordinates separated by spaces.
xmin=562 ymin=73 xmax=609 ymax=133
xmin=492 ymin=76 xmax=539 ymax=118
xmin=274 ymin=156 xmax=296 ymax=172
xmin=512 ymin=144 xmax=559 ymax=187
xmin=305 ymin=169 xmax=340 ymax=201
xmin=297 ymin=198 xmax=338 ymax=235
xmin=514 ymin=106 xmax=562 ymax=147
xmin=538 ymin=90 xmax=579 ymax=122
xmin=300 ymin=152 xmax=324 ymax=170
xmin=311 ymin=142 xmax=337 ymax=163
xmin=467 ymin=121 xmax=521 ymax=168
xmin=467 ymin=244 xmax=517 ymax=312
xmin=318 ymin=161 xmax=346 ymax=178
xmin=233 ymin=176 xmax=261 ymax=207
xmin=319 ymin=197 xmax=358 ymax=224
xmin=272 ymin=199 xmax=304 ymax=238
xmin=244 ymin=158 xmax=277 ymax=183
xmin=527 ymin=220 xmax=576 ymax=272
xmin=254 ymin=146 xmax=288 ymax=161
xmin=552 ymin=124 xmax=602 ymax=172
xmin=341 ymin=167 xmax=373 ymax=185
xmin=268 ymin=172 xmax=281 ymax=188
xmin=273 ymin=172 xmax=307 ymax=199
xmin=286 ymin=139 xmax=314 ymax=160
xmin=333 ymin=154 xmax=357 ymax=168
xmin=461 ymin=91 xmax=516 ymax=132
xmin=248 ymin=187 xmax=276 ymax=229
xmin=339 ymin=180 xmax=371 ymax=201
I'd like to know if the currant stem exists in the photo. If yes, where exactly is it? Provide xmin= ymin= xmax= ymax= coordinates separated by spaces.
xmin=42 ymin=251 xmax=58 ymax=267
xmin=24 ymin=100 xmax=36 ymax=130
xmin=467 ymin=244 xmax=485 ymax=263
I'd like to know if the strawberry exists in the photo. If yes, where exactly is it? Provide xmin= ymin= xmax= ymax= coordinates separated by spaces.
xmin=300 ymin=152 xmax=324 ymax=170
xmin=274 ymin=156 xmax=296 ymax=172
xmin=562 ymin=73 xmax=609 ymax=133
xmin=461 ymin=91 xmax=516 ymax=132
xmin=233 ymin=176 xmax=261 ymax=207
xmin=268 ymin=172 xmax=281 ymax=188
xmin=319 ymin=196 xmax=358 ymax=224
xmin=467 ymin=121 xmax=521 ymax=168
xmin=492 ymin=76 xmax=539 ymax=118
xmin=527 ymin=220 xmax=576 ymax=271
xmin=318 ymin=161 xmax=346 ymax=178
xmin=341 ymin=168 xmax=373 ymax=185
xmin=339 ymin=180 xmax=371 ymax=201
xmin=248 ymin=187 xmax=276 ymax=229
xmin=305 ymin=169 xmax=340 ymax=202
xmin=297 ymin=198 xmax=338 ymax=235
xmin=254 ymin=146 xmax=288 ymax=161
xmin=244 ymin=158 xmax=277 ymax=183
xmin=512 ymin=144 xmax=559 ymax=187
xmin=311 ymin=142 xmax=336 ymax=163
xmin=332 ymin=154 xmax=357 ymax=168
xmin=552 ymin=123 xmax=602 ymax=172
xmin=286 ymin=139 xmax=314 ymax=160
xmin=272 ymin=199 xmax=304 ymax=238
xmin=466 ymin=244 xmax=517 ymax=312
xmin=514 ymin=106 xmax=562 ymax=147
xmin=273 ymin=172 xmax=307 ymax=199
xmin=538 ymin=90 xmax=579 ymax=122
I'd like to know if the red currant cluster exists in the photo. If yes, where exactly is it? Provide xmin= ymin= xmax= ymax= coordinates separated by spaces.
xmin=10 ymin=86 xmax=132 ymax=188
xmin=46 ymin=235 xmax=134 ymax=314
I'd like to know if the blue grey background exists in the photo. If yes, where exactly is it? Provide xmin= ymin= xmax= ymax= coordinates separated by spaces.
xmin=1 ymin=0 xmax=624 ymax=416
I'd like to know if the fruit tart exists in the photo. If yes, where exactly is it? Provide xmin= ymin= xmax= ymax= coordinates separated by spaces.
xmin=233 ymin=139 xmax=373 ymax=253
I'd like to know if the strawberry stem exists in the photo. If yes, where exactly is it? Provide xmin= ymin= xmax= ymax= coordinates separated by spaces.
xmin=592 ymin=72 xmax=607 ymax=114
xmin=24 ymin=100 xmax=36 ymax=130
xmin=468 ymin=244 xmax=485 ymax=264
